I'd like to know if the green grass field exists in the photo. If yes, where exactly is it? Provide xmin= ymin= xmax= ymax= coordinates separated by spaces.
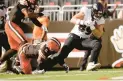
xmin=0 ymin=68 xmax=123 ymax=80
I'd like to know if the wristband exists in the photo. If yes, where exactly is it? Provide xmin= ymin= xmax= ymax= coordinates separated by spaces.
xmin=42 ymin=25 xmax=48 ymax=32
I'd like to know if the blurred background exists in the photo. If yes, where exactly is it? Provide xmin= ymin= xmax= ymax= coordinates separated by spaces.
xmin=4 ymin=0 xmax=123 ymax=21
xmin=2 ymin=0 xmax=123 ymax=7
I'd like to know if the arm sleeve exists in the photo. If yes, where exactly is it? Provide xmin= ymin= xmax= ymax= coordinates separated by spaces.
xmin=30 ymin=18 xmax=42 ymax=27
xmin=18 ymin=2 xmax=43 ymax=27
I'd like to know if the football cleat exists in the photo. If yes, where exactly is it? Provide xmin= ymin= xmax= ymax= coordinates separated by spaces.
xmin=12 ymin=66 xmax=24 ymax=74
xmin=32 ymin=69 xmax=45 ymax=74
xmin=62 ymin=63 xmax=69 ymax=73
xmin=86 ymin=62 xmax=101 ymax=71
xmin=0 ymin=61 xmax=7 ymax=73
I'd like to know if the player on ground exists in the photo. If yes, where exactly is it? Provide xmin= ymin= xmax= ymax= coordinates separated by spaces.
xmin=16 ymin=37 xmax=61 ymax=74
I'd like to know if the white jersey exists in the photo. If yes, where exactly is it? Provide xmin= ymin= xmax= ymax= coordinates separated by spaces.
xmin=71 ymin=6 xmax=105 ymax=38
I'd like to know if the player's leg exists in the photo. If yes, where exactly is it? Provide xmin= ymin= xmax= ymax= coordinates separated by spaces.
xmin=0 ymin=46 xmax=6 ymax=72
xmin=0 ymin=32 xmax=12 ymax=70
xmin=1 ymin=32 xmax=10 ymax=51
xmin=0 ymin=49 xmax=17 ymax=64
xmin=39 ymin=33 xmax=77 ymax=73
xmin=19 ymin=52 xmax=32 ymax=74
xmin=33 ymin=16 xmax=49 ymax=41
xmin=57 ymin=33 xmax=80 ymax=65
xmin=0 ymin=34 xmax=8 ymax=73
xmin=80 ymin=50 xmax=91 ymax=71
xmin=88 ymin=40 xmax=102 ymax=71
xmin=37 ymin=16 xmax=49 ymax=28
xmin=81 ymin=37 xmax=102 ymax=71
xmin=0 ymin=21 xmax=28 ymax=64
xmin=5 ymin=21 xmax=28 ymax=50
xmin=88 ymin=39 xmax=102 ymax=64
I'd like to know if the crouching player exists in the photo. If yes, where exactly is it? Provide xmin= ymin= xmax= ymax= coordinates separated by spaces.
xmin=16 ymin=37 xmax=61 ymax=74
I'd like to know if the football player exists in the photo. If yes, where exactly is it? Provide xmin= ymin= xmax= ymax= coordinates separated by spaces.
xmin=15 ymin=37 xmax=61 ymax=74
xmin=69 ymin=2 xmax=105 ymax=71
xmin=0 ymin=0 xmax=47 ymax=65
xmin=81 ymin=0 xmax=118 ymax=71
xmin=40 ymin=2 xmax=105 ymax=72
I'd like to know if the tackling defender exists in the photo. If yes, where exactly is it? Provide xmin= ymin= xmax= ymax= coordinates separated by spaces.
xmin=0 ymin=0 xmax=47 ymax=65
xmin=15 ymin=37 xmax=61 ymax=74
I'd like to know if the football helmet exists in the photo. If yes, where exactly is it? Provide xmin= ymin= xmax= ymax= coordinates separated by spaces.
xmin=28 ymin=0 xmax=38 ymax=4
xmin=46 ymin=37 xmax=61 ymax=54
xmin=91 ymin=2 xmax=103 ymax=20
xmin=0 ymin=1 xmax=5 ymax=10
xmin=42 ymin=37 xmax=61 ymax=57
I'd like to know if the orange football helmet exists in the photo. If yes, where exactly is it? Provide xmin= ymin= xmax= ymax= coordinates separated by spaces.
xmin=46 ymin=37 xmax=61 ymax=54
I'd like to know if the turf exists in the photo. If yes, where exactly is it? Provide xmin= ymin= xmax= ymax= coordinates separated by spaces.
xmin=0 ymin=68 xmax=123 ymax=80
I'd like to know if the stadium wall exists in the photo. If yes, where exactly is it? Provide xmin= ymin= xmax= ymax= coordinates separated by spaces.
xmin=22 ymin=19 xmax=123 ymax=68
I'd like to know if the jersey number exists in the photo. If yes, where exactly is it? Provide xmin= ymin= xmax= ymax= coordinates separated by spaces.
xmin=79 ymin=25 xmax=92 ymax=35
